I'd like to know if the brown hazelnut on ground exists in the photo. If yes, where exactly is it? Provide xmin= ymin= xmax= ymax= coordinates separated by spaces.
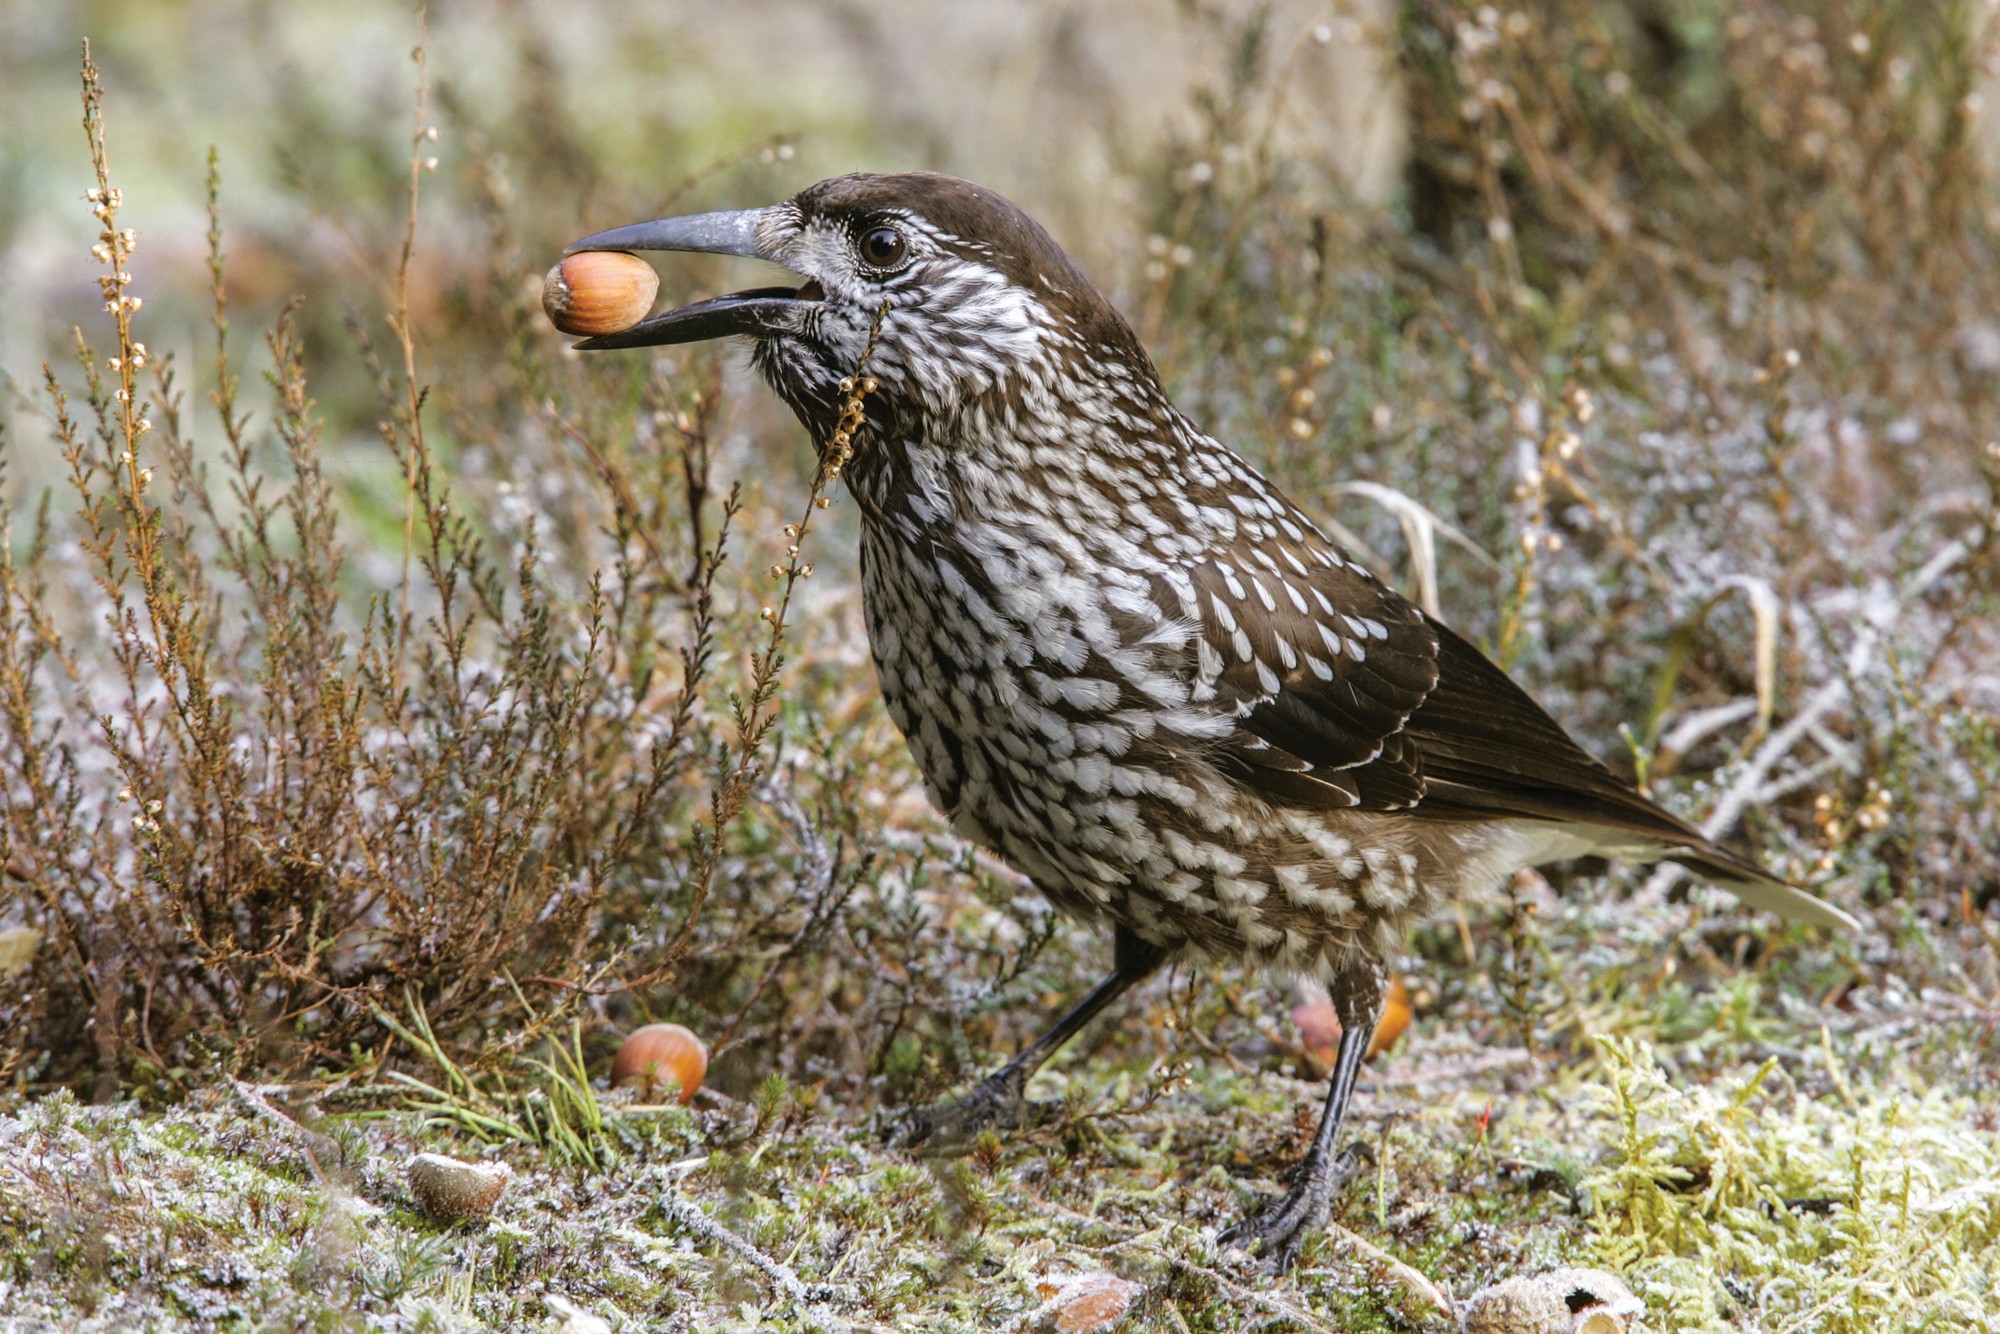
xmin=1033 ymin=1273 xmax=1141 ymax=1333
xmin=1370 ymin=974 xmax=1415 ymax=1058
xmin=542 ymin=251 xmax=659 ymax=336
xmin=1460 ymin=1267 xmax=1644 ymax=1334
xmin=612 ymin=1022 xmax=708 ymax=1104
xmin=407 ymin=1152 xmax=511 ymax=1221
xmin=1291 ymin=974 xmax=1415 ymax=1068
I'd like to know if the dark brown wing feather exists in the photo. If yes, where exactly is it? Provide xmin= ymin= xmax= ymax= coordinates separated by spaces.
xmin=1406 ymin=624 xmax=1833 ymax=899
xmin=1193 ymin=543 xmax=1770 ymax=872
xmin=1184 ymin=535 xmax=1859 ymax=924
xmin=1403 ymin=621 xmax=1710 ymax=842
xmin=1190 ymin=549 xmax=1437 ymax=810
xmin=1180 ymin=520 xmax=1859 ymax=916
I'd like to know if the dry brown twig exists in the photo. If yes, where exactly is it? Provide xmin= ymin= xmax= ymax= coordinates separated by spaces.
xmin=387 ymin=10 xmax=436 ymax=686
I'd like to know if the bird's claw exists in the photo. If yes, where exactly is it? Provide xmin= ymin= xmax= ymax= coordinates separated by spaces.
xmin=1221 ymin=1140 xmax=1373 ymax=1272
xmin=887 ymin=1070 xmax=1057 ymax=1156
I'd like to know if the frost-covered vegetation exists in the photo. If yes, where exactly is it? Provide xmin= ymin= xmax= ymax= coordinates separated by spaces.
xmin=1 ymin=2 xmax=1997 ymax=1330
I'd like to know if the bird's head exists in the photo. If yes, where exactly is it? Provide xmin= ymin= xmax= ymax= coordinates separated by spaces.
xmin=564 ymin=172 xmax=1159 ymax=446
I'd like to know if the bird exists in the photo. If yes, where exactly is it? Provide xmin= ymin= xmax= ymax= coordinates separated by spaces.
xmin=561 ymin=172 xmax=1858 ymax=1269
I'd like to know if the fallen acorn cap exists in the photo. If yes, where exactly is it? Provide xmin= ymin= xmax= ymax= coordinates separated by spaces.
xmin=544 ymin=1294 xmax=613 ymax=1334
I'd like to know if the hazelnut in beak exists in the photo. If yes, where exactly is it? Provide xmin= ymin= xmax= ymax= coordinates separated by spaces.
xmin=542 ymin=251 xmax=660 ymax=336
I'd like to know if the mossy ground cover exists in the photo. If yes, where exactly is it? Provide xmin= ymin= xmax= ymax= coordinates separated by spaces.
xmin=3 ymin=975 xmax=1995 ymax=1331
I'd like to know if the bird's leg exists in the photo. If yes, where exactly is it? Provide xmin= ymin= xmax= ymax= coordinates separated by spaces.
xmin=1223 ymin=960 xmax=1385 ymax=1272
xmin=890 ymin=925 xmax=1168 ymax=1155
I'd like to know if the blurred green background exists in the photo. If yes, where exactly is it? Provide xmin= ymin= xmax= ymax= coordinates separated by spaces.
xmin=0 ymin=0 xmax=1403 ymax=498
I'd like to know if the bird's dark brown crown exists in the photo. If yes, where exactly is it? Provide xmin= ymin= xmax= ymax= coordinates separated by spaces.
xmin=747 ymin=173 xmax=1164 ymax=441
xmin=791 ymin=173 xmax=1128 ymax=338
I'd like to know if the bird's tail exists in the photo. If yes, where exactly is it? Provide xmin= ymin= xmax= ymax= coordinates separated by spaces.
xmin=1666 ymin=844 xmax=1862 ymax=931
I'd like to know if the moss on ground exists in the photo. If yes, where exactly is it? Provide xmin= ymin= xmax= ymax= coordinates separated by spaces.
xmin=3 ymin=997 xmax=1994 ymax=1331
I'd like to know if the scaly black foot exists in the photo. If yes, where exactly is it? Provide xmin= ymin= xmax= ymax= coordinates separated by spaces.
xmin=889 ymin=928 xmax=1171 ymax=1157
xmin=1222 ymin=1141 xmax=1372 ymax=1272
xmin=887 ymin=1067 xmax=1061 ymax=1156
xmin=1224 ymin=963 xmax=1385 ymax=1271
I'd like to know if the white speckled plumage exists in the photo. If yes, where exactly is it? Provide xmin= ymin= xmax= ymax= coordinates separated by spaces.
xmin=732 ymin=172 xmax=1857 ymax=970
xmin=572 ymin=170 xmax=1855 ymax=1267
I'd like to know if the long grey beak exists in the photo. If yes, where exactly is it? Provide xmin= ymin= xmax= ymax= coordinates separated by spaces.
xmin=565 ymin=208 xmax=771 ymax=260
xmin=563 ymin=206 xmax=814 ymax=350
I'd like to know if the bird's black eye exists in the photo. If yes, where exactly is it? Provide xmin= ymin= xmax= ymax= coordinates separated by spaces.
xmin=859 ymin=226 xmax=907 ymax=268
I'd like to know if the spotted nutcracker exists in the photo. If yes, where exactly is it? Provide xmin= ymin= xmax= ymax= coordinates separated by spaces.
xmin=562 ymin=173 xmax=1856 ymax=1268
